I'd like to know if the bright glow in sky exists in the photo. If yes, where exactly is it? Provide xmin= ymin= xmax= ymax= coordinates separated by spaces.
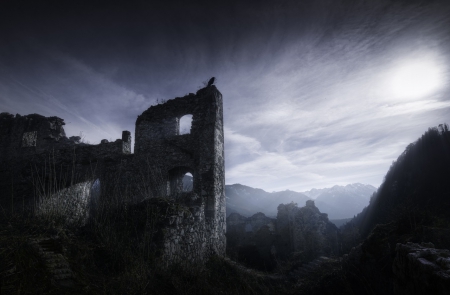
xmin=1 ymin=0 xmax=450 ymax=192
xmin=389 ymin=57 xmax=445 ymax=99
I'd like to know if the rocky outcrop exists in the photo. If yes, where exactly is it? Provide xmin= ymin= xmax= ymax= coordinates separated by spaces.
xmin=393 ymin=242 xmax=450 ymax=295
xmin=226 ymin=201 xmax=339 ymax=270
xmin=342 ymin=222 xmax=450 ymax=295
xmin=226 ymin=212 xmax=276 ymax=270
xmin=276 ymin=200 xmax=339 ymax=262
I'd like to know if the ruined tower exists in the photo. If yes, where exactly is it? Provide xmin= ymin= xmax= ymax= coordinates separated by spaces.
xmin=134 ymin=85 xmax=226 ymax=257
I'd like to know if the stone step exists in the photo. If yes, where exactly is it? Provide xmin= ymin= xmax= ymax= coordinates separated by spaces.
xmin=28 ymin=238 xmax=76 ymax=288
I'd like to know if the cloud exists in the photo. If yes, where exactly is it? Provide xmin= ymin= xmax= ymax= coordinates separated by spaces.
xmin=1 ymin=0 xmax=450 ymax=192
xmin=0 ymin=46 xmax=153 ymax=145
xmin=224 ymin=127 xmax=263 ymax=169
xmin=225 ymin=131 xmax=404 ymax=191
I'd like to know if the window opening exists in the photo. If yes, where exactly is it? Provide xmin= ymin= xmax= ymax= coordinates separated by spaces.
xmin=179 ymin=114 xmax=193 ymax=135
xmin=182 ymin=172 xmax=193 ymax=192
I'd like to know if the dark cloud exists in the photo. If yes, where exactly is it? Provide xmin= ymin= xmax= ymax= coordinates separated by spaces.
xmin=1 ymin=0 xmax=450 ymax=190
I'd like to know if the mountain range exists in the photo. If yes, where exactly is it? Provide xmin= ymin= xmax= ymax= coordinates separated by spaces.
xmin=183 ymin=176 xmax=376 ymax=220
xmin=225 ymin=183 xmax=376 ymax=220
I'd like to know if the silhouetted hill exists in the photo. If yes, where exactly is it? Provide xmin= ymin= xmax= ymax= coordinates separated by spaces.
xmin=225 ymin=184 xmax=311 ymax=218
xmin=343 ymin=124 xmax=450 ymax=242
xmin=337 ymin=124 xmax=450 ymax=295
xmin=224 ymin=183 xmax=376 ymax=219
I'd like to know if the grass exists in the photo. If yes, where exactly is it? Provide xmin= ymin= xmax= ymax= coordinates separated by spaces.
xmin=0 ymin=156 xmax=289 ymax=295
xmin=0 ymin=213 xmax=290 ymax=295
xmin=0 ymin=209 xmax=355 ymax=294
xmin=0 ymin=154 xmax=365 ymax=295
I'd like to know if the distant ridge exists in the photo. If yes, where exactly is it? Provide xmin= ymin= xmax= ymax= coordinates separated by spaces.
xmin=183 ymin=176 xmax=376 ymax=219
xmin=302 ymin=183 xmax=377 ymax=219
xmin=225 ymin=183 xmax=311 ymax=218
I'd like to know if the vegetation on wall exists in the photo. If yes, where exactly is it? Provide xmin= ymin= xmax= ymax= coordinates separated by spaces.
xmin=1 ymin=123 xmax=450 ymax=294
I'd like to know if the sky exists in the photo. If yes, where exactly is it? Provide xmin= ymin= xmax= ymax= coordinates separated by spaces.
xmin=1 ymin=0 xmax=449 ymax=192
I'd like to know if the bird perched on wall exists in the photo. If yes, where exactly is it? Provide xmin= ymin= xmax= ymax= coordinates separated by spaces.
xmin=207 ymin=77 xmax=215 ymax=87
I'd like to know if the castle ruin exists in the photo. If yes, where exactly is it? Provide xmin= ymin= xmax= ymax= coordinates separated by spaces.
xmin=0 ymin=85 xmax=226 ymax=265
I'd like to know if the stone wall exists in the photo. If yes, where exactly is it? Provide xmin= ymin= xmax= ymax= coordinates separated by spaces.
xmin=0 ymin=112 xmax=132 ymax=214
xmin=342 ymin=224 xmax=450 ymax=295
xmin=226 ymin=212 xmax=277 ymax=270
xmin=393 ymin=242 xmax=450 ymax=295
xmin=116 ymin=197 xmax=212 ymax=267
xmin=0 ymin=84 xmax=226 ymax=266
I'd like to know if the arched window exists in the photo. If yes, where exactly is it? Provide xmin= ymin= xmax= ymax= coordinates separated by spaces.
xmin=179 ymin=114 xmax=193 ymax=135
xmin=183 ymin=172 xmax=193 ymax=192
xmin=167 ymin=167 xmax=193 ymax=196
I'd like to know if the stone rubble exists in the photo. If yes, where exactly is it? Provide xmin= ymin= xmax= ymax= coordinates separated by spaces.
xmin=393 ymin=242 xmax=450 ymax=295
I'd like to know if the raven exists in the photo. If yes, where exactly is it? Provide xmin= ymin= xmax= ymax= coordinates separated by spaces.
xmin=207 ymin=77 xmax=215 ymax=87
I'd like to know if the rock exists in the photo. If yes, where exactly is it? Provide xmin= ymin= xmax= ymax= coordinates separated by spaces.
xmin=275 ymin=201 xmax=339 ymax=261
xmin=393 ymin=242 xmax=450 ymax=295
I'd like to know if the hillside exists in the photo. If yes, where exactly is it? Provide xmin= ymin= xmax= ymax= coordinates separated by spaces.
xmin=2 ymin=124 xmax=449 ymax=295
xmin=343 ymin=124 xmax=450 ymax=240
xmin=336 ymin=124 xmax=450 ymax=295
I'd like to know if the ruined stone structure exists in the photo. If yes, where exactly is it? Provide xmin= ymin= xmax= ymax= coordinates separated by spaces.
xmin=342 ymin=223 xmax=450 ymax=295
xmin=0 ymin=85 xmax=226 ymax=265
xmin=393 ymin=242 xmax=450 ymax=295
xmin=226 ymin=201 xmax=339 ymax=270
xmin=226 ymin=212 xmax=277 ymax=270
xmin=276 ymin=200 xmax=339 ymax=261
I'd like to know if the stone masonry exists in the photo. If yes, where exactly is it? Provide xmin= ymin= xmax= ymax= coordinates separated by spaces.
xmin=0 ymin=84 xmax=226 ymax=265
xmin=226 ymin=212 xmax=277 ymax=270
xmin=393 ymin=242 xmax=450 ymax=295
